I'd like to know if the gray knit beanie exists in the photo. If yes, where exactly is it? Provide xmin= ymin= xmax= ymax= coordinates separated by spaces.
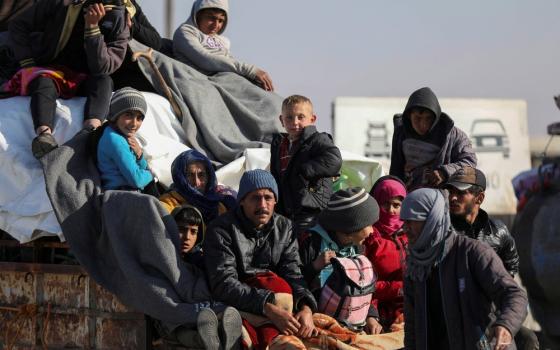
xmin=108 ymin=87 xmax=148 ymax=122
xmin=318 ymin=187 xmax=379 ymax=234
xmin=237 ymin=169 xmax=278 ymax=202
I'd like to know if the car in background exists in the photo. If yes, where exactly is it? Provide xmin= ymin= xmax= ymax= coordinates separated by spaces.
xmin=364 ymin=122 xmax=391 ymax=158
xmin=470 ymin=118 xmax=510 ymax=158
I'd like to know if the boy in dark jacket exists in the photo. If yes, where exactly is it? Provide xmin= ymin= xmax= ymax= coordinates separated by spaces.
xmin=389 ymin=87 xmax=476 ymax=190
xmin=270 ymin=95 xmax=342 ymax=236
xmin=8 ymin=0 xmax=129 ymax=158
xmin=172 ymin=204 xmax=205 ymax=269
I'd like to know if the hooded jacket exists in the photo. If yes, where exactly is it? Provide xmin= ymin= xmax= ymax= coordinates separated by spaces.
xmin=404 ymin=234 xmax=527 ymax=350
xmin=389 ymin=87 xmax=477 ymax=189
xmin=172 ymin=204 xmax=206 ymax=268
xmin=203 ymin=207 xmax=317 ymax=316
xmin=9 ymin=0 xmax=129 ymax=75
xmin=173 ymin=0 xmax=258 ymax=79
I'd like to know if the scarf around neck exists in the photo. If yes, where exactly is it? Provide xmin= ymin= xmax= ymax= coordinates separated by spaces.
xmin=400 ymin=188 xmax=453 ymax=282
xmin=372 ymin=178 xmax=407 ymax=237
xmin=170 ymin=149 xmax=234 ymax=222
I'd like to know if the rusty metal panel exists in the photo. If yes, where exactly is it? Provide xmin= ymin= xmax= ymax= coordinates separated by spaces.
xmin=0 ymin=263 xmax=148 ymax=349
xmin=0 ymin=271 xmax=37 ymax=346
xmin=43 ymin=273 xmax=89 ymax=309
xmin=42 ymin=313 xmax=91 ymax=348
xmin=0 ymin=271 xmax=36 ymax=306
xmin=0 ymin=310 xmax=37 ymax=347
xmin=95 ymin=317 xmax=146 ymax=349
xmin=93 ymin=282 xmax=131 ymax=313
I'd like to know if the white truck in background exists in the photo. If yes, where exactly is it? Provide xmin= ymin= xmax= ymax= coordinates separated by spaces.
xmin=332 ymin=97 xmax=531 ymax=217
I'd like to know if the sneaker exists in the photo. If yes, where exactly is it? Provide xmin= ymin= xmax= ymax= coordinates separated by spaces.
xmin=197 ymin=308 xmax=221 ymax=350
xmin=219 ymin=307 xmax=242 ymax=350
xmin=31 ymin=132 xmax=58 ymax=159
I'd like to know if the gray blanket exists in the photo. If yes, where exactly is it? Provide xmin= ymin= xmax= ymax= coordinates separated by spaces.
xmin=41 ymin=130 xmax=212 ymax=330
xmin=129 ymin=40 xmax=283 ymax=165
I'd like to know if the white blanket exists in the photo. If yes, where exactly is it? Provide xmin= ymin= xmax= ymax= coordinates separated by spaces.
xmin=0 ymin=93 xmax=383 ymax=243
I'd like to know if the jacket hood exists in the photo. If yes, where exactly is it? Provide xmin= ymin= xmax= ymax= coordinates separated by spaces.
xmin=171 ymin=204 xmax=206 ymax=247
xmin=188 ymin=0 xmax=229 ymax=35
xmin=403 ymin=87 xmax=442 ymax=133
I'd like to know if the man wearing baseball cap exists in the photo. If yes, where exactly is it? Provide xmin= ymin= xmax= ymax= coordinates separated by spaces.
xmin=444 ymin=166 xmax=519 ymax=276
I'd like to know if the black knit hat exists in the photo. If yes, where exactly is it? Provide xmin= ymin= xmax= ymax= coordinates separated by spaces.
xmin=108 ymin=87 xmax=148 ymax=122
xmin=318 ymin=187 xmax=380 ymax=234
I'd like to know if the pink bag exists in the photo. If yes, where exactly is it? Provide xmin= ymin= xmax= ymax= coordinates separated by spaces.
xmin=318 ymin=255 xmax=376 ymax=330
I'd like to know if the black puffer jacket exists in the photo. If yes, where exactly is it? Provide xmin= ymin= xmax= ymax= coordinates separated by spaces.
xmin=270 ymin=126 xmax=342 ymax=219
xmin=451 ymin=209 xmax=519 ymax=276
xmin=203 ymin=207 xmax=317 ymax=316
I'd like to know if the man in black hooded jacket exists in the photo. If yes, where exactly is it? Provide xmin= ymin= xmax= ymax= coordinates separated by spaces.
xmin=390 ymin=87 xmax=477 ymax=190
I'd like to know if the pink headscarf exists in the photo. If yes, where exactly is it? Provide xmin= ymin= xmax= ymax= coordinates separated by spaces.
xmin=371 ymin=178 xmax=407 ymax=237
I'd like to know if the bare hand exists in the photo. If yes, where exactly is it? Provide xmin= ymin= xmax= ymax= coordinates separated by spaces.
xmin=126 ymin=11 xmax=132 ymax=29
xmin=294 ymin=306 xmax=317 ymax=338
xmin=313 ymin=250 xmax=336 ymax=271
xmin=426 ymin=169 xmax=444 ymax=187
xmin=264 ymin=303 xmax=301 ymax=335
xmin=493 ymin=326 xmax=512 ymax=350
xmin=127 ymin=136 xmax=142 ymax=159
xmin=255 ymin=69 xmax=274 ymax=92
xmin=84 ymin=3 xmax=106 ymax=28
xmin=364 ymin=317 xmax=383 ymax=335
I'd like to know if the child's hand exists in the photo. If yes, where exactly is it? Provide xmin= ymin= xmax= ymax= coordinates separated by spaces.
xmin=364 ymin=317 xmax=383 ymax=335
xmin=312 ymin=250 xmax=335 ymax=271
xmin=255 ymin=69 xmax=274 ymax=92
xmin=84 ymin=3 xmax=107 ymax=28
xmin=127 ymin=136 xmax=142 ymax=159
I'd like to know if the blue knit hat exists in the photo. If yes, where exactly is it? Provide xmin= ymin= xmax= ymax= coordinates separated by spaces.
xmin=237 ymin=169 xmax=278 ymax=202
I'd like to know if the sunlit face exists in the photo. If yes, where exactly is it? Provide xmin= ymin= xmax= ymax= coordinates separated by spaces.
xmin=115 ymin=111 xmax=144 ymax=137
xmin=240 ymin=188 xmax=276 ymax=229
xmin=381 ymin=196 xmax=403 ymax=216
xmin=448 ymin=186 xmax=482 ymax=217
xmin=279 ymin=102 xmax=317 ymax=140
xmin=186 ymin=161 xmax=208 ymax=193
xmin=345 ymin=226 xmax=374 ymax=246
xmin=409 ymin=108 xmax=435 ymax=136
xmin=403 ymin=220 xmax=425 ymax=246
xmin=196 ymin=9 xmax=226 ymax=35
xmin=178 ymin=224 xmax=199 ymax=254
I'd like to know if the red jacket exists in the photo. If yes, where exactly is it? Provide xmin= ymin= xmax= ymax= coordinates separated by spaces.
xmin=364 ymin=228 xmax=408 ymax=326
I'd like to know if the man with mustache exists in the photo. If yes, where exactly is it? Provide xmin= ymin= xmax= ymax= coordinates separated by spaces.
xmin=203 ymin=169 xmax=317 ymax=349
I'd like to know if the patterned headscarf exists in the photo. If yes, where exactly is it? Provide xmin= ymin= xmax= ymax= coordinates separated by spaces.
xmin=170 ymin=150 xmax=235 ymax=222
xmin=400 ymin=188 xmax=453 ymax=282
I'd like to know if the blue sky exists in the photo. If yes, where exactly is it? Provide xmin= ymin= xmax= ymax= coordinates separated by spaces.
xmin=137 ymin=0 xmax=560 ymax=136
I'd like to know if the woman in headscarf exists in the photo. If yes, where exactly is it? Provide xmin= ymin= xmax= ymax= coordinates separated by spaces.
xmin=159 ymin=149 xmax=236 ymax=223
xmin=363 ymin=176 xmax=408 ymax=331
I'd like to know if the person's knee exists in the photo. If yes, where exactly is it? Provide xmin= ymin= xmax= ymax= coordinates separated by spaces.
xmin=29 ymin=76 xmax=58 ymax=97
xmin=87 ymin=74 xmax=113 ymax=91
